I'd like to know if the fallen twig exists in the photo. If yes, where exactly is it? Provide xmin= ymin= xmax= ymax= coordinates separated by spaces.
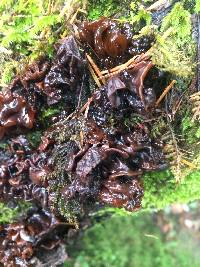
xmin=86 ymin=54 xmax=105 ymax=85
xmin=155 ymin=80 xmax=176 ymax=107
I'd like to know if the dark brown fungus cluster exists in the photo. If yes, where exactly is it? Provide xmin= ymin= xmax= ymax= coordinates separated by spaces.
xmin=79 ymin=18 xmax=130 ymax=57
xmin=0 ymin=36 xmax=89 ymax=139
xmin=43 ymin=36 xmax=87 ymax=105
xmin=0 ymin=91 xmax=35 ymax=139
xmin=78 ymin=18 xmax=155 ymax=67
xmin=0 ymin=18 xmax=167 ymax=266
xmin=0 ymin=207 xmax=68 ymax=267
xmin=0 ymin=135 xmax=49 ymax=205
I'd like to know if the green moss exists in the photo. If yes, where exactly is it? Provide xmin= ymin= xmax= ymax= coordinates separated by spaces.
xmin=0 ymin=0 xmax=61 ymax=53
xmin=195 ymin=0 xmax=200 ymax=13
xmin=87 ymin=0 xmax=131 ymax=20
xmin=150 ymin=117 xmax=166 ymax=139
xmin=123 ymin=114 xmax=144 ymax=128
xmin=149 ymin=20 xmax=195 ymax=77
xmin=181 ymin=115 xmax=199 ymax=145
xmin=182 ymin=0 xmax=199 ymax=13
xmin=161 ymin=3 xmax=192 ymax=46
xmin=37 ymin=106 xmax=61 ymax=129
xmin=0 ymin=60 xmax=18 ymax=85
xmin=159 ymin=2 xmax=195 ymax=70
xmin=0 ymin=0 xmax=86 ymax=85
xmin=120 ymin=2 xmax=195 ymax=77
xmin=43 ymin=118 xmax=88 ymax=225
xmin=0 ymin=202 xmax=31 ymax=224
xmin=40 ymin=107 xmax=60 ymax=119
xmin=87 ymin=0 xmax=154 ymax=21
xmin=142 ymin=169 xmax=200 ymax=210
xmin=0 ymin=0 xmax=59 ymax=84
xmin=26 ymin=130 xmax=42 ymax=148
xmin=123 ymin=3 xmax=152 ymax=26
xmin=66 ymin=212 xmax=200 ymax=267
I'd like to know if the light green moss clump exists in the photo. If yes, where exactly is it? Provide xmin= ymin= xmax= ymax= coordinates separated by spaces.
xmin=87 ymin=0 xmax=130 ymax=20
xmin=142 ymin=170 xmax=200 ymax=210
xmin=66 ymin=212 xmax=200 ymax=267
xmin=0 ymin=202 xmax=31 ymax=224
xmin=195 ymin=0 xmax=200 ymax=13
xmin=150 ymin=2 xmax=195 ymax=77
xmin=0 ymin=0 xmax=86 ymax=85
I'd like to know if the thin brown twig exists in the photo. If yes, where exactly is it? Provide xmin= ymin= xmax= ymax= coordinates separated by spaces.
xmin=80 ymin=97 xmax=93 ymax=114
xmin=100 ymin=53 xmax=150 ymax=76
xmin=86 ymin=51 xmax=151 ymax=87
xmin=101 ymin=62 xmax=140 ymax=80
xmin=77 ymin=71 xmax=85 ymax=109
xmin=84 ymin=97 xmax=94 ymax=118
xmin=172 ymin=95 xmax=184 ymax=117
xmin=80 ymin=130 xmax=84 ymax=147
xmin=88 ymin=64 xmax=102 ymax=88
xmin=155 ymin=80 xmax=176 ymax=107
xmin=100 ymin=55 xmax=139 ymax=75
xmin=47 ymin=0 xmax=52 ymax=15
xmin=69 ymin=7 xmax=80 ymax=24
xmin=86 ymin=54 xmax=105 ymax=84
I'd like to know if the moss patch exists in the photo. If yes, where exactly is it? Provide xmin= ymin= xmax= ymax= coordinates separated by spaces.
xmin=142 ymin=170 xmax=200 ymax=209
xmin=0 ymin=202 xmax=31 ymax=224
xmin=66 ymin=212 xmax=200 ymax=267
